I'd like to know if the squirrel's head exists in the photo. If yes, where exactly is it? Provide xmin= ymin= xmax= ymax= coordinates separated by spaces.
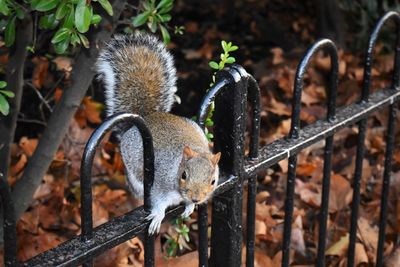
xmin=178 ymin=146 xmax=221 ymax=204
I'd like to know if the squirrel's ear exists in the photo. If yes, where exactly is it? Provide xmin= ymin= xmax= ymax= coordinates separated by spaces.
xmin=211 ymin=152 xmax=221 ymax=166
xmin=183 ymin=146 xmax=197 ymax=159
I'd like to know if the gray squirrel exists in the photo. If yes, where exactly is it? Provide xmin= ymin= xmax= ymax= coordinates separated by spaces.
xmin=96 ymin=32 xmax=221 ymax=235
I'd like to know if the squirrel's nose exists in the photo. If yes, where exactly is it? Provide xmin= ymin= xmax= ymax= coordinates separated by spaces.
xmin=192 ymin=198 xmax=200 ymax=203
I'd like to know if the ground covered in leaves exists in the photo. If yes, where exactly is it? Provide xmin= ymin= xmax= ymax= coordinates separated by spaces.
xmin=2 ymin=0 xmax=400 ymax=266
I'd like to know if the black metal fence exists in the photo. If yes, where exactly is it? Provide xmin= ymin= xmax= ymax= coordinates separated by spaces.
xmin=1 ymin=10 xmax=400 ymax=267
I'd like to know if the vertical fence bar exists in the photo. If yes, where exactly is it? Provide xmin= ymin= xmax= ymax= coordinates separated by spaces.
xmin=246 ymin=176 xmax=256 ymax=267
xmin=142 ymin=120 xmax=155 ymax=267
xmin=197 ymin=203 xmax=208 ymax=267
xmin=282 ymin=156 xmax=297 ymax=267
xmin=316 ymin=136 xmax=334 ymax=266
xmin=347 ymin=117 xmax=366 ymax=267
xmin=0 ymin=174 xmax=17 ymax=267
xmin=376 ymin=13 xmax=400 ymax=266
xmin=80 ymin=113 xmax=154 ymax=267
xmin=376 ymin=104 xmax=397 ymax=267
xmin=316 ymin=42 xmax=338 ymax=267
xmin=245 ymin=76 xmax=261 ymax=267
xmin=210 ymin=65 xmax=247 ymax=267
xmin=282 ymin=39 xmax=337 ymax=267
xmin=348 ymin=11 xmax=400 ymax=267
xmin=197 ymin=77 xmax=229 ymax=267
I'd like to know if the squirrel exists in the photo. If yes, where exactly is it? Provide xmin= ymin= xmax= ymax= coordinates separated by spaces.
xmin=96 ymin=32 xmax=221 ymax=235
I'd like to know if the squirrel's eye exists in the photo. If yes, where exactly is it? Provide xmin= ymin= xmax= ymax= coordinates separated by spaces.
xmin=211 ymin=179 xmax=216 ymax=185
xmin=182 ymin=171 xmax=187 ymax=180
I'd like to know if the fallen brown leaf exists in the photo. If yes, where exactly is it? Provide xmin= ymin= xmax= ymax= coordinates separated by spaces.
xmin=358 ymin=217 xmax=378 ymax=263
xmin=32 ymin=57 xmax=49 ymax=89
xmin=326 ymin=233 xmax=349 ymax=257
xmin=271 ymin=47 xmax=284 ymax=65
xmin=19 ymin=137 xmax=38 ymax=157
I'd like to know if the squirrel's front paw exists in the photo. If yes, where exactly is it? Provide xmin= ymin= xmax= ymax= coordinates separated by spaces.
xmin=181 ymin=203 xmax=195 ymax=218
xmin=146 ymin=212 xmax=165 ymax=235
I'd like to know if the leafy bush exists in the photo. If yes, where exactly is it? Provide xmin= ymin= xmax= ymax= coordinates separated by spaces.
xmin=132 ymin=0 xmax=175 ymax=43
xmin=0 ymin=0 xmax=113 ymax=53
xmin=0 ymin=0 xmax=179 ymax=53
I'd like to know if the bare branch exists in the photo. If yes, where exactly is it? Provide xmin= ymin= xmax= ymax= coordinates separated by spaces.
xmin=0 ymin=16 xmax=33 ymax=180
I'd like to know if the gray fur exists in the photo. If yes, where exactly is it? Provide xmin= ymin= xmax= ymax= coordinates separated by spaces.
xmin=96 ymin=32 xmax=177 ymax=116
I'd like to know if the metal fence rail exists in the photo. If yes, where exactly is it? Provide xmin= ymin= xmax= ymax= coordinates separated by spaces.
xmin=1 ymin=10 xmax=399 ymax=267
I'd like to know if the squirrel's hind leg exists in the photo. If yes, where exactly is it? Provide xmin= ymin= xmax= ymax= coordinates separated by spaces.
xmin=146 ymin=191 xmax=183 ymax=235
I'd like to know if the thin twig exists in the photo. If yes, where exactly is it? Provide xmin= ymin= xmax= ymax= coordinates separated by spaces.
xmin=17 ymin=117 xmax=47 ymax=126
xmin=25 ymin=82 xmax=53 ymax=112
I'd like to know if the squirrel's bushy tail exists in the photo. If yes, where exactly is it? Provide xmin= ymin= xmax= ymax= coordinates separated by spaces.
xmin=97 ymin=32 xmax=177 ymax=116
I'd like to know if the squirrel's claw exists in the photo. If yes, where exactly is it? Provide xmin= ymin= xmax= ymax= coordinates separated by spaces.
xmin=181 ymin=203 xmax=195 ymax=218
xmin=146 ymin=213 xmax=164 ymax=235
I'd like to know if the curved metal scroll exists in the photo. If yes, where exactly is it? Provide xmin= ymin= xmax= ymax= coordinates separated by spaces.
xmin=283 ymin=39 xmax=339 ymax=267
xmin=361 ymin=11 xmax=400 ymax=102
xmin=79 ymin=113 xmax=154 ymax=266
xmin=197 ymin=64 xmax=261 ymax=267
xmin=349 ymin=11 xmax=400 ymax=267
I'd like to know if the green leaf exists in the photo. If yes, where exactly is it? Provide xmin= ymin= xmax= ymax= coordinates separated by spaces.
xmin=54 ymin=34 xmax=70 ymax=54
xmin=229 ymin=45 xmax=238 ymax=52
xmin=142 ymin=1 xmax=153 ymax=10
xmin=183 ymin=232 xmax=189 ymax=242
xmin=98 ymin=0 xmax=113 ymax=16
xmin=39 ymin=13 xmax=58 ymax=30
xmin=5 ymin=16 xmax=16 ymax=47
xmin=34 ymin=0 xmax=59 ymax=12
xmin=149 ymin=19 xmax=157 ymax=32
xmin=70 ymin=32 xmax=80 ymax=46
xmin=15 ymin=6 xmax=25 ymax=19
xmin=0 ymin=0 xmax=10 ymax=16
xmin=209 ymin=61 xmax=219 ymax=70
xmin=159 ymin=14 xmax=171 ymax=22
xmin=31 ymin=0 xmax=41 ymax=8
xmin=221 ymin=40 xmax=227 ymax=51
xmin=174 ymin=25 xmax=184 ymax=35
xmin=160 ymin=24 xmax=170 ymax=44
xmin=62 ymin=5 xmax=75 ymax=29
xmin=0 ymin=81 xmax=6 ymax=88
xmin=226 ymin=57 xmax=235 ymax=64
xmin=0 ymin=94 xmax=10 ymax=116
xmin=205 ymin=118 xmax=214 ymax=127
xmin=156 ymin=0 xmax=172 ymax=10
xmin=159 ymin=2 xmax=173 ymax=14
xmin=75 ymin=0 xmax=91 ymax=33
xmin=206 ymin=132 xmax=213 ymax=141
xmin=166 ymin=246 xmax=174 ymax=257
xmin=132 ymin=11 xmax=151 ymax=27
xmin=26 ymin=46 xmax=35 ymax=53
xmin=31 ymin=0 xmax=41 ymax=9
xmin=0 ymin=90 xmax=14 ymax=98
xmin=56 ymin=1 xmax=69 ymax=20
xmin=91 ymin=14 xmax=101 ymax=25
xmin=78 ymin=33 xmax=89 ymax=48
xmin=51 ymin=27 xmax=70 ymax=43
xmin=220 ymin=53 xmax=227 ymax=61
